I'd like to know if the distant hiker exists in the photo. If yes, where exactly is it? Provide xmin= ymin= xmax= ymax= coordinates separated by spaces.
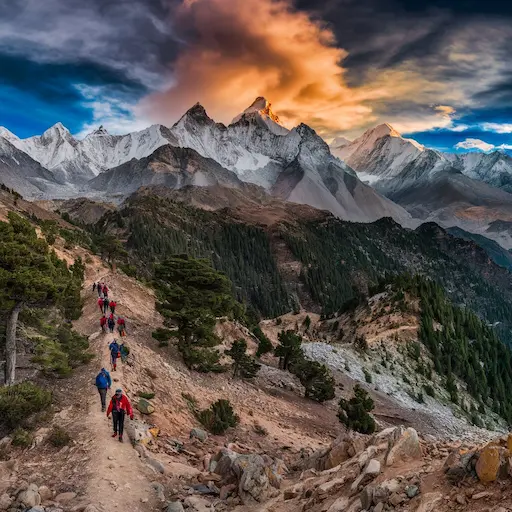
xmin=93 ymin=282 xmax=96 ymax=292
xmin=117 ymin=317 xmax=126 ymax=337
xmin=103 ymin=297 xmax=110 ymax=314
xmin=119 ymin=342 xmax=130 ymax=364
xmin=107 ymin=314 xmax=116 ymax=333
xmin=97 ymin=282 xmax=103 ymax=297
xmin=100 ymin=315 xmax=107 ymax=332
xmin=97 ymin=297 xmax=104 ymax=313
xmin=109 ymin=339 xmax=120 ymax=371
xmin=103 ymin=284 xmax=109 ymax=299
xmin=106 ymin=388 xmax=133 ymax=443
xmin=109 ymin=300 xmax=117 ymax=314
xmin=95 ymin=367 xmax=111 ymax=412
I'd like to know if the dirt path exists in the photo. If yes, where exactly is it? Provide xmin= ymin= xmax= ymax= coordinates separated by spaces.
xmin=73 ymin=271 xmax=161 ymax=512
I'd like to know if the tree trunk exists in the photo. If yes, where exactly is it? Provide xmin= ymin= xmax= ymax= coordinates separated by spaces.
xmin=5 ymin=302 xmax=22 ymax=386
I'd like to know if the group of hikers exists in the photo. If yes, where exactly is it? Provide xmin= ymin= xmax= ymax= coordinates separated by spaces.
xmin=95 ymin=281 xmax=127 ymax=336
xmin=93 ymin=281 xmax=134 ymax=443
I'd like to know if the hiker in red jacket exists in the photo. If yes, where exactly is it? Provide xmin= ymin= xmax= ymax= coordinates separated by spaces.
xmin=106 ymin=388 xmax=133 ymax=442
xmin=97 ymin=297 xmax=104 ymax=313
xmin=100 ymin=315 xmax=107 ymax=332
xmin=107 ymin=313 xmax=116 ymax=333
xmin=117 ymin=317 xmax=126 ymax=337
xmin=109 ymin=300 xmax=116 ymax=314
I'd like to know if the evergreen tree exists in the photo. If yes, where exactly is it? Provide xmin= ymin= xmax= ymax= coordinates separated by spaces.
xmin=291 ymin=359 xmax=335 ymax=402
xmin=253 ymin=326 xmax=273 ymax=357
xmin=225 ymin=339 xmax=261 ymax=379
xmin=275 ymin=330 xmax=303 ymax=370
xmin=338 ymin=384 xmax=376 ymax=434
xmin=0 ymin=213 xmax=82 ymax=384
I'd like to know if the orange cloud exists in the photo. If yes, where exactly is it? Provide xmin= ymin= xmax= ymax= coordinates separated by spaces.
xmin=141 ymin=0 xmax=381 ymax=136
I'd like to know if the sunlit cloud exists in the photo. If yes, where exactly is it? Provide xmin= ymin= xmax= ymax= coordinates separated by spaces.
xmin=481 ymin=123 xmax=512 ymax=134
xmin=455 ymin=138 xmax=512 ymax=152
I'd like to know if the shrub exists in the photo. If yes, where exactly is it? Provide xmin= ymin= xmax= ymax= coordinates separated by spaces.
xmin=253 ymin=327 xmax=273 ymax=357
xmin=151 ymin=328 xmax=174 ymax=342
xmin=253 ymin=422 xmax=268 ymax=436
xmin=291 ymin=359 xmax=335 ymax=402
xmin=180 ymin=344 xmax=224 ymax=373
xmin=338 ymin=384 xmax=376 ymax=434
xmin=423 ymin=384 xmax=435 ymax=397
xmin=11 ymin=428 xmax=34 ymax=448
xmin=363 ymin=368 xmax=372 ymax=384
xmin=470 ymin=412 xmax=485 ymax=428
xmin=138 ymin=392 xmax=155 ymax=400
xmin=0 ymin=382 xmax=52 ymax=430
xmin=197 ymin=399 xmax=239 ymax=434
xmin=48 ymin=426 xmax=71 ymax=447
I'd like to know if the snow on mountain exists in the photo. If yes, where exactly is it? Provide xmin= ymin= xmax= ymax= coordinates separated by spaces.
xmin=330 ymin=136 xmax=351 ymax=150
xmin=231 ymin=96 xmax=289 ymax=136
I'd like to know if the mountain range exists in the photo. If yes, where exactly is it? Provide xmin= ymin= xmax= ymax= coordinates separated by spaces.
xmin=3 ymin=96 xmax=512 ymax=248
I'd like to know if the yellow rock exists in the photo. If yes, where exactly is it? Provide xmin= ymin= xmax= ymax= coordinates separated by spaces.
xmin=476 ymin=445 xmax=500 ymax=483
xmin=149 ymin=427 xmax=160 ymax=438
xmin=507 ymin=434 xmax=512 ymax=453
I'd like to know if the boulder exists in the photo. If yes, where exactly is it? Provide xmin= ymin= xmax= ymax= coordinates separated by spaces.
xmin=360 ymin=485 xmax=374 ymax=509
xmin=350 ymin=459 xmax=381 ymax=491
xmin=166 ymin=502 xmax=185 ymax=512
xmin=151 ymin=482 xmax=165 ymax=502
xmin=406 ymin=485 xmax=419 ymax=498
xmin=314 ymin=433 xmax=366 ymax=471
xmin=476 ymin=445 xmax=500 ymax=483
xmin=385 ymin=427 xmax=422 ymax=466
xmin=0 ymin=494 xmax=13 ymax=511
xmin=137 ymin=398 xmax=155 ymax=415
xmin=415 ymin=492 xmax=443 ymax=512
xmin=0 ymin=460 xmax=17 ymax=494
xmin=18 ymin=484 xmax=41 ymax=508
xmin=147 ymin=457 xmax=166 ymax=474
xmin=190 ymin=428 xmax=208 ymax=442
xmin=444 ymin=449 xmax=477 ymax=483
xmin=55 ymin=491 xmax=77 ymax=504
xmin=326 ymin=496 xmax=349 ymax=512
xmin=38 ymin=485 xmax=52 ymax=502
xmin=183 ymin=495 xmax=213 ymax=512
xmin=125 ymin=419 xmax=154 ymax=445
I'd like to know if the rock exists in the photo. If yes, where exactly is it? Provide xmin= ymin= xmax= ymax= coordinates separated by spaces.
xmin=26 ymin=507 xmax=45 ymax=512
xmin=472 ymin=491 xmax=492 ymax=500
xmin=455 ymin=494 xmax=466 ymax=505
xmin=190 ymin=428 xmax=208 ymax=442
xmin=137 ymin=398 xmax=155 ymax=415
xmin=386 ymin=427 xmax=422 ymax=466
xmin=151 ymin=482 xmax=165 ymax=502
xmin=0 ymin=460 xmax=17 ymax=495
xmin=317 ymin=478 xmax=345 ymax=495
xmin=313 ymin=433 xmax=366 ymax=471
xmin=134 ymin=444 xmax=149 ymax=458
xmin=166 ymin=501 xmax=185 ymax=512
xmin=415 ymin=492 xmax=443 ymax=512
xmin=183 ymin=495 xmax=213 ymax=512
xmin=167 ymin=462 xmax=201 ymax=479
xmin=476 ymin=445 xmax=500 ymax=483
xmin=83 ymin=505 xmax=99 ymax=512
xmin=350 ymin=459 xmax=381 ymax=491
xmin=374 ymin=503 xmax=384 ymax=512
xmin=379 ymin=479 xmax=400 ymax=494
xmin=219 ymin=483 xmax=236 ymax=500
xmin=406 ymin=485 xmax=419 ymax=498
xmin=55 ymin=491 xmax=77 ymax=504
xmin=18 ymin=484 xmax=41 ymax=508
xmin=326 ymin=496 xmax=349 ymax=512
xmin=147 ymin=457 xmax=166 ymax=474
xmin=199 ymin=473 xmax=222 ymax=483
xmin=38 ymin=486 xmax=52 ymax=502
xmin=444 ymin=449 xmax=477 ymax=483
xmin=0 ymin=494 xmax=12 ymax=511
xmin=125 ymin=419 xmax=154 ymax=445
xmin=360 ymin=485 xmax=374 ymax=509
xmin=389 ymin=492 xmax=406 ymax=507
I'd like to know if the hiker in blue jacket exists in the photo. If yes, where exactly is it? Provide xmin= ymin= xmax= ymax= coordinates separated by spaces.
xmin=109 ymin=340 xmax=120 ymax=371
xmin=95 ymin=368 xmax=112 ymax=412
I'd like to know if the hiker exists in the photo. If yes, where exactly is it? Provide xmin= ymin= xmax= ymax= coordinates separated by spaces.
xmin=106 ymin=388 xmax=133 ymax=443
xmin=97 ymin=297 xmax=104 ymax=313
xmin=93 ymin=282 xmax=96 ymax=292
xmin=109 ymin=299 xmax=117 ymax=314
xmin=107 ymin=314 xmax=116 ymax=334
xmin=109 ymin=339 xmax=120 ymax=371
xmin=103 ymin=296 xmax=110 ymax=314
xmin=95 ymin=367 xmax=111 ymax=412
xmin=97 ymin=282 xmax=103 ymax=297
xmin=100 ymin=315 xmax=107 ymax=332
xmin=117 ymin=316 xmax=127 ymax=337
xmin=103 ymin=284 xmax=109 ymax=299
xmin=119 ymin=342 xmax=130 ymax=364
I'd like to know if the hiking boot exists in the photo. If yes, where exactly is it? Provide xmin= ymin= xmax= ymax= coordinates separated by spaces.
xmin=101 ymin=407 xmax=105 ymax=412
xmin=112 ymin=432 xmax=117 ymax=438
xmin=118 ymin=436 xmax=123 ymax=443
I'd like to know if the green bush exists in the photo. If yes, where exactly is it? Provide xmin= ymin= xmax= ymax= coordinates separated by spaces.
xmin=0 ymin=382 xmax=52 ymax=430
xmin=138 ymin=392 xmax=156 ymax=400
xmin=423 ymin=384 xmax=435 ymax=397
xmin=151 ymin=328 xmax=174 ymax=342
xmin=338 ymin=384 xmax=376 ymax=434
xmin=11 ymin=428 xmax=34 ymax=448
xmin=180 ymin=344 xmax=225 ymax=373
xmin=48 ymin=426 xmax=71 ymax=447
xmin=363 ymin=368 xmax=372 ymax=383
xmin=253 ymin=326 xmax=273 ymax=357
xmin=291 ymin=359 xmax=335 ymax=402
xmin=197 ymin=399 xmax=239 ymax=434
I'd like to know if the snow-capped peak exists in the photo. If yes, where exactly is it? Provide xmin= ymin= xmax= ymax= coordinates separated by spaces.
xmin=0 ymin=126 xmax=21 ymax=146
xmin=231 ymin=96 xmax=289 ymax=135
xmin=330 ymin=136 xmax=352 ymax=149
xmin=43 ymin=122 xmax=72 ymax=139
xmin=88 ymin=125 xmax=109 ymax=136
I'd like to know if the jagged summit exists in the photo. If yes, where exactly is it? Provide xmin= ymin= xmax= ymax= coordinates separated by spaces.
xmin=42 ymin=122 xmax=72 ymax=139
xmin=231 ymin=96 xmax=288 ymax=135
xmin=89 ymin=125 xmax=109 ymax=136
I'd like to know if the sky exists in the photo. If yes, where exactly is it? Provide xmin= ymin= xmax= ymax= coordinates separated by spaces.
xmin=0 ymin=0 xmax=511 ymax=153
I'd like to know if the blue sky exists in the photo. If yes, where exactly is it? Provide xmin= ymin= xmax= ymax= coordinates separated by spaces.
xmin=0 ymin=0 xmax=511 ymax=154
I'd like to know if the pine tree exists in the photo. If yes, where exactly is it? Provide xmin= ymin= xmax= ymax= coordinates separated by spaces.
xmin=275 ymin=330 xmax=303 ymax=370
xmin=338 ymin=384 xmax=376 ymax=434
